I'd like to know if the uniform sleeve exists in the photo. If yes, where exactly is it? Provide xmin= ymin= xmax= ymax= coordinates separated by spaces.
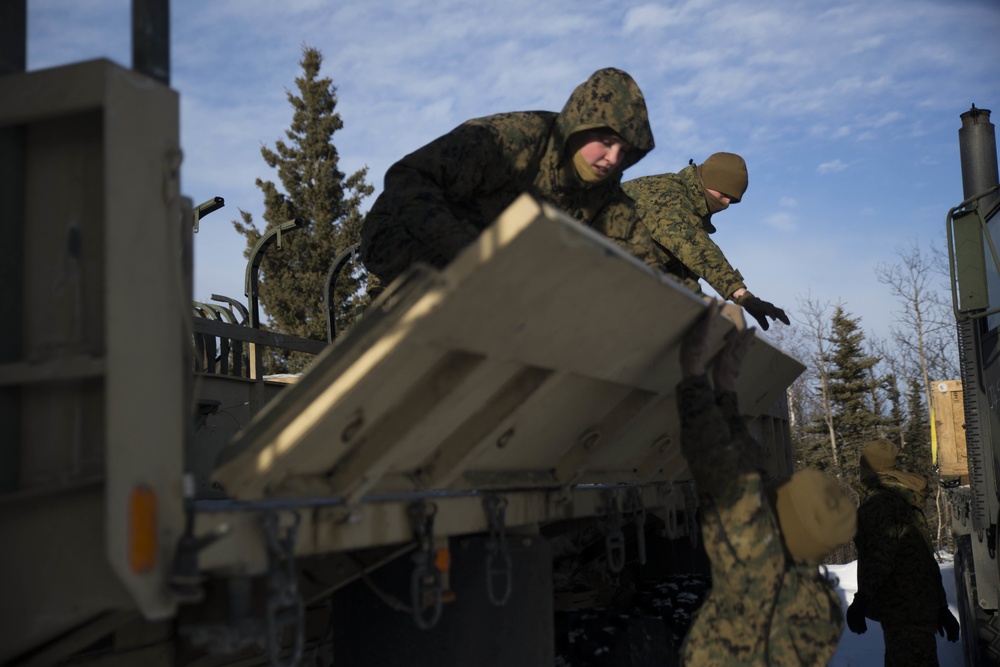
xmin=715 ymin=390 xmax=760 ymax=465
xmin=371 ymin=122 xmax=511 ymax=262
xmin=653 ymin=219 xmax=745 ymax=299
xmin=627 ymin=179 xmax=747 ymax=298
xmin=677 ymin=375 xmax=744 ymax=507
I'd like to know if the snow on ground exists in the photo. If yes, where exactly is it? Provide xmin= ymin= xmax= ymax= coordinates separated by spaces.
xmin=828 ymin=555 xmax=964 ymax=667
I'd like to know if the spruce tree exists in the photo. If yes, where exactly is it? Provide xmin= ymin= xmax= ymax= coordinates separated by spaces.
xmin=233 ymin=46 xmax=373 ymax=373
xmin=903 ymin=375 xmax=942 ymax=547
xmin=903 ymin=376 xmax=933 ymax=477
xmin=822 ymin=306 xmax=886 ymax=478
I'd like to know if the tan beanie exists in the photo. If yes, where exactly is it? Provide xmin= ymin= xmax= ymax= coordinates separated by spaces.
xmin=775 ymin=469 xmax=857 ymax=563
xmin=699 ymin=153 xmax=748 ymax=203
xmin=861 ymin=439 xmax=899 ymax=473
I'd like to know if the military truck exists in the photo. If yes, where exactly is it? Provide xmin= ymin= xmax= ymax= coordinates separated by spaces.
xmin=944 ymin=104 xmax=1000 ymax=666
xmin=0 ymin=22 xmax=803 ymax=667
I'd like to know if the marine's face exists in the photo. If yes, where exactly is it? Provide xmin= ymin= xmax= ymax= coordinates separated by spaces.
xmin=705 ymin=187 xmax=732 ymax=205
xmin=567 ymin=130 xmax=633 ymax=179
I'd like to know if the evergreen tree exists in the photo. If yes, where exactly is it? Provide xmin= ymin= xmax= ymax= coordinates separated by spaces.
xmin=794 ymin=297 xmax=843 ymax=474
xmin=904 ymin=375 xmax=943 ymax=547
xmin=903 ymin=376 xmax=933 ymax=477
xmin=822 ymin=305 xmax=886 ymax=478
xmin=233 ymin=46 xmax=373 ymax=373
xmin=883 ymin=372 xmax=905 ymax=448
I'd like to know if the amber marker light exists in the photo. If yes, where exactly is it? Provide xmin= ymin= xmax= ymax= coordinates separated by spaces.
xmin=129 ymin=485 xmax=158 ymax=574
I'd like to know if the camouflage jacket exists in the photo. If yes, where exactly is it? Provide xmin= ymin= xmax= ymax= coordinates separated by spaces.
xmin=855 ymin=477 xmax=947 ymax=627
xmin=677 ymin=376 xmax=843 ymax=666
xmin=623 ymin=166 xmax=746 ymax=299
xmin=359 ymin=68 xmax=665 ymax=286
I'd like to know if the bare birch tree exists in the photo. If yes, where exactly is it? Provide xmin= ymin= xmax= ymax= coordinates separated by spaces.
xmin=875 ymin=240 xmax=958 ymax=420
xmin=795 ymin=295 xmax=840 ymax=473
xmin=875 ymin=239 xmax=959 ymax=551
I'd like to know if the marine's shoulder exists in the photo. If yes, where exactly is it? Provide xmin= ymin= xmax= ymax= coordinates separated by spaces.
xmin=622 ymin=172 xmax=683 ymax=196
xmin=858 ymin=487 xmax=911 ymax=519
xmin=464 ymin=111 xmax=555 ymax=134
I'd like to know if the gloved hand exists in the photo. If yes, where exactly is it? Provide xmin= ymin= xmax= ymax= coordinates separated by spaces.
xmin=735 ymin=291 xmax=790 ymax=331
xmin=680 ymin=300 xmax=723 ymax=378
xmin=846 ymin=593 xmax=868 ymax=634
xmin=938 ymin=606 xmax=960 ymax=642
xmin=713 ymin=327 xmax=757 ymax=393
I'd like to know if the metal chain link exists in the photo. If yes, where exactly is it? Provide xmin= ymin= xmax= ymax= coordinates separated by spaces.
xmin=482 ymin=495 xmax=513 ymax=606
xmin=260 ymin=510 xmax=305 ymax=667
xmin=602 ymin=489 xmax=626 ymax=573
xmin=407 ymin=501 xmax=443 ymax=630
xmin=625 ymin=487 xmax=647 ymax=565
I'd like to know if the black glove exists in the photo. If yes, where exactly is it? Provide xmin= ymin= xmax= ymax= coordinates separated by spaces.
xmin=736 ymin=291 xmax=790 ymax=331
xmin=846 ymin=593 xmax=868 ymax=635
xmin=938 ymin=606 xmax=960 ymax=642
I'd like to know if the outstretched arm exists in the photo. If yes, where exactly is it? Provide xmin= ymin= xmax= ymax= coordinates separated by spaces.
xmin=678 ymin=302 xmax=752 ymax=506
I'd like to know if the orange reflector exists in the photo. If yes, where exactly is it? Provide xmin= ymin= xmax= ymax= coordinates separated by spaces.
xmin=128 ymin=485 xmax=157 ymax=574
xmin=434 ymin=548 xmax=451 ymax=573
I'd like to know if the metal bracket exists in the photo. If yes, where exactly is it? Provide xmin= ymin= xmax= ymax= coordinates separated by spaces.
xmin=244 ymin=218 xmax=304 ymax=329
xmin=325 ymin=243 xmax=360 ymax=343
xmin=407 ymin=501 xmax=443 ymax=630
xmin=168 ymin=508 xmax=231 ymax=603
xmin=482 ymin=495 xmax=513 ymax=606
xmin=192 ymin=196 xmax=224 ymax=233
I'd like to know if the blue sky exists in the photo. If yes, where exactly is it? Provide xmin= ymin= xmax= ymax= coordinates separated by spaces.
xmin=26 ymin=0 xmax=1000 ymax=344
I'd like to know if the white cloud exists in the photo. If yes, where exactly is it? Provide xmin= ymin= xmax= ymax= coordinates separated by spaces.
xmin=23 ymin=0 xmax=1000 ymax=335
xmin=764 ymin=212 xmax=797 ymax=231
xmin=870 ymin=111 xmax=903 ymax=128
xmin=622 ymin=4 xmax=687 ymax=33
xmin=818 ymin=160 xmax=849 ymax=174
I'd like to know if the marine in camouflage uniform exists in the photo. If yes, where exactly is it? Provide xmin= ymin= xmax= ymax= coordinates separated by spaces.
xmin=623 ymin=156 xmax=789 ymax=331
xmin=359 ymin=68 xmax=665 ymax=291
xmin=846 ymin=439 xmax=959 ymax=667
xmin=677 ymin=303 xmax=855 ymax=666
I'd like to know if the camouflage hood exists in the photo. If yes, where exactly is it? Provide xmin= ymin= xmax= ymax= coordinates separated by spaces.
xmin=533 ymin=67 xmax=654 ymax=219
xmin=554 ymin=67 xmax=655 ymax=171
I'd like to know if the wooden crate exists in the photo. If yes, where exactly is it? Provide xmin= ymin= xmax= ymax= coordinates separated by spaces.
xmin=932 ymin=379 xmax=969 ymax=483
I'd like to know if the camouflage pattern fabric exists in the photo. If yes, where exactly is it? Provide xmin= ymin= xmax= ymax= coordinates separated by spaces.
xmin=854 ymin=475 xmax=948 ymax=628
xmin=881 ymin=623 xmax=941 ymax=667
xmin=360 ymin=68 xmax=665 ymax=286
xmin=676 ymin=376 xmax=843 ymax=666
xmin=623 ymin=166 xmax=746 ymax=299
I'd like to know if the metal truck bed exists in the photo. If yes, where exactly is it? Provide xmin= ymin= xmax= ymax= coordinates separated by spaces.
xmin=197 ymin=194 xmax=803 ymax=571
